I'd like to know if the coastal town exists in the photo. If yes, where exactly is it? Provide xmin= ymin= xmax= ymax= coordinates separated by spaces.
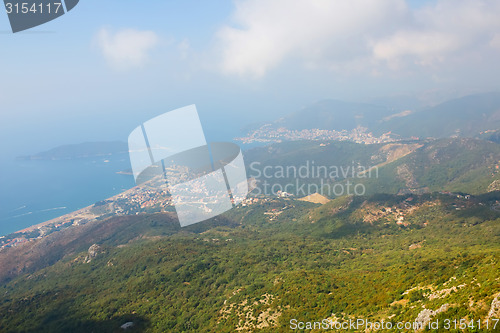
xmin=0 ymin=178 xmax=305 ymax=251
xmin=0 ymin=183 xmax=174 ymax=251
xmin=1 ymin=171 xmax=262 ymax=251
xmin=235 ymin=124 xmax=402 ymax=145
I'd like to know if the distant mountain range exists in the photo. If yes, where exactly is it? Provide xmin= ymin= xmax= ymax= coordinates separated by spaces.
xmin=272 ymin=99 xmax=393 ymax=132
xmin=242 ymin=92 xmax=500 ymax=140
xmin=376 ymin=92 xmax=500 ymax=138
xmin=18 ymin=92 xmax=500 ymax=162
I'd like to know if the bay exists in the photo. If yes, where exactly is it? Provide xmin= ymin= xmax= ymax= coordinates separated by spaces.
xmin=0 ymin=153 xmax=135 ymax=236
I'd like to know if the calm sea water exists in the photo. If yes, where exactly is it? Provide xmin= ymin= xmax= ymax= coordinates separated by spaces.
xmin=0 ymin=154 xmax=135 ymax=236
xmin=0 ymin=129 xmax=264 ymax=237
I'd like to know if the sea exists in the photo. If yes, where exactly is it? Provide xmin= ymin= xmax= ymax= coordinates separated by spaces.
xmin=0 ymin=153 xmax=135 ymax=236
xmin=0 ymin=141 xmax=264 ymax=236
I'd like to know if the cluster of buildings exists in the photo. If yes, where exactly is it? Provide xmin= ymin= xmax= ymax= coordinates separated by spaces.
xmin=241 ymin=197 xmax=260 ymax=207
xmin=439 ymin=191 xmax=471 ymax=200
xmin=119 ymin=188 xmax=171 ymax=211
xmin=236 ymin=125 xmax=397 ymax=145
xmin=239 ymin=195 xmax=295 ymax=222
xmin=276 ymin=190 xmax=294 ymax=198
xmin=263 ymin=204 xmax=293 ymax=222
xmin=0 ymin=185 xmax=175 ymax=251
xmin=0 ymin=236 xmax=30 ymax=250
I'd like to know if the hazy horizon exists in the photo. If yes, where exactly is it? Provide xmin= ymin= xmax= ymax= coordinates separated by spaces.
xmin=2 ymin=0 xmax=500 ymax=157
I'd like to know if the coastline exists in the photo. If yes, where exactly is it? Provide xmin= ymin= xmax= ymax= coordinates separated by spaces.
xmin=13 ymin=184 xmax=141 ymax=235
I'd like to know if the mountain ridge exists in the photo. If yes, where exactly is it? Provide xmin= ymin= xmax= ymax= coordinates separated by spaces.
xmin=239 ymin=92 xmax=500 ymax=142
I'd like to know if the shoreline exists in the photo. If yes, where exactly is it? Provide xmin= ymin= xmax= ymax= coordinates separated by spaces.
xmin=13 ymin=185 xmax=141 ymax=235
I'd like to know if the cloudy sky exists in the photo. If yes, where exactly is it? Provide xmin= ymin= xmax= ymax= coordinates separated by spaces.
xmin=1 ymin=0 xmax=499 ymax=155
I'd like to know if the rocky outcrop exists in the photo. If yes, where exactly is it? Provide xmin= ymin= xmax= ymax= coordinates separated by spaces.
xmin=488 ymin=180 xmax=500 ymax=192
xmin=85 ymin=244 xmax=102 ymax=263
xmin=414 ymin=304 xmax=449 ymax=330
xmin=487 ymin=293 xmax=500 ymax=319
xmin=120 ymin=321 xmax=134 ymax=330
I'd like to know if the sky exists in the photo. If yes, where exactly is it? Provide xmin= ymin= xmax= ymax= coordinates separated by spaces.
xmin=1 ymin=0 xmax=500 ymax=156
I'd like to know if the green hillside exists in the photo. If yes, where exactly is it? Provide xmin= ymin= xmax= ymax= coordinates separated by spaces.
xmin=360 ymin=138 xmax=500 ymax=195
xmin=376 ymin=92 xmax=500 ymax=138
xmin=0 ymin=193 xmax=499 ymax=332
xmin=2 ymin=136 xmax=500 ymax=332
xmin=246 ymin=138 xmax=500 ymax=197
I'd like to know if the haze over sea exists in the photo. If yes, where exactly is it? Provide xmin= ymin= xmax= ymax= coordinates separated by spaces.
xmin=0 ymin=153 xmax=135 ymax=236
xmin=0 ymin=118 xmax=256 ymax=236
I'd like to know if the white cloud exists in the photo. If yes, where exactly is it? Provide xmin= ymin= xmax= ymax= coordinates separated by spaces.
xmin=372 ymin=31 xmax=462 ymax=67
xmin=96 ymin=28 xmax=159 ymax=70
xmin=217 ymin=0 xmax=500 ymax=78
xmin=373 ymin=0 xmax=500 ymax=66
xmin=217 ymin=0 xmax=408 ymax=78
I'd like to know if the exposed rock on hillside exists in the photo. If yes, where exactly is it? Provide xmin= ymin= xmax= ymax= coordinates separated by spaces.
xmin=414 ymin=304 xmax=449 ymax=329
xmin=488 ymin=180 xmax=500 ymax=192
xmin=85 ymin=244 xmax=102 ymax=263
xmin=487 ymin=293 xmax=500 ymax=319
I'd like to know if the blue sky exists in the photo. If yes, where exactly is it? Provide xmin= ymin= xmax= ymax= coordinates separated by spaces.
xmin=1 ymin=0 xmax=499 ymax=156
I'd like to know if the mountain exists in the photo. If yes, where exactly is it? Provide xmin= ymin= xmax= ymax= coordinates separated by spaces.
xmin=3 ymin=137 xmax=497 ymax=283
xmin=272 ymin=99 xmax=393 ymax=131
xmin=363 ymin=138 xmax=500 ymax=195
xmin=377 ymin=92 xmax=500 ymax=138
xmin=0 ymin=192 xmax=498 ymax=332
xmin=240 ymin=92 xmax=500 ymax=141
xmin=0 ymin=213 xmax=240 ymax=285
xmin=17 ymin=141 xmax=128 ymax=160
xmin=245 ymin=138 xmax=500 ymax=196
xmin=1 ymin=129 xmax=500 ymax=331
